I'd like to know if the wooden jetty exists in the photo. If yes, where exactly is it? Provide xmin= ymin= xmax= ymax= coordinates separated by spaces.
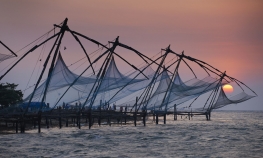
xmin=0 ymin=107 xmax=212 ymax=134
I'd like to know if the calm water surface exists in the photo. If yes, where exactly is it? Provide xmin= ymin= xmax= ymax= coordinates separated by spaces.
xmin=0 ymin=111 xmax=263 ymax=157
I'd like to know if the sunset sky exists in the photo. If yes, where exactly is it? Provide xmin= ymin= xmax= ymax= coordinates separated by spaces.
xmin=1 ymin=0 xmax=262 ymax=110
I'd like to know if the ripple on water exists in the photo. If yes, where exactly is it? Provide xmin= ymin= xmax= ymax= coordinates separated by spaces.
xmin=0 ymin=111 xmax=263 ymax=157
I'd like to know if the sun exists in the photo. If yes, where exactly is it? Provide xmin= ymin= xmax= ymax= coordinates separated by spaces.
xmin=223 ymin=84 xmax=234 ymax=93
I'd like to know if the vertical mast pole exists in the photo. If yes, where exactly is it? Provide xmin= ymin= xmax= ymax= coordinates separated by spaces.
xmin=39 ymin=18 xmax=68 ymax=111
xmin=160 ymin=51 xmax=183 ymax=111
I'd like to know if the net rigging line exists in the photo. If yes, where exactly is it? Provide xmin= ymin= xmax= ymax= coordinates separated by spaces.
xmin=0 ymin=41 xmax=17 ymax=62
xmin=51 ymin=37 xmax=162 ymax=110
xmin=136 ymin=47 xmax=230 ymax=111
xmin=39 ymin=46 xmax=256 ymax=111
xmin=22 ymin=43 xmax=108 ymax=93
xmin=24 ymin=32 xmax=50 ymax=92
xmin=0 ymin=21 xmax=62 ymax=69
xmin=24 ymin=37 xmax=121 ymax=110
xmin=15 ymin=21 xmax=64 ymax=54
xmin=0 ymin=30 xmax=56 ymax=73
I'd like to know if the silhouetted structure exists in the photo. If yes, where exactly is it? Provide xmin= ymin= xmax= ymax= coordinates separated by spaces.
xmin=0 ymin=18 xmax=257 ymax=133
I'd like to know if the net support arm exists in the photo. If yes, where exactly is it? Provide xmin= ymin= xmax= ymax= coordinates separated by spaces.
xmin=229 ymin=77 xmax=257 ymax=96
xmin=117 ymin=42 xmax=174 ymax=75
xmin=112 ymin=52 xmax=149 ymax=79
xmin=115 ymin=42 xmax=149 ymax=64
xmin=0 ymin=41 xmax=17 ymax=57
xmin=182 ymin=58 xmax=197 ymax=78
xmin=107 ymin=53 xmax=167 ymax=103
xmin=39 ymin=18 xmax=69 ymax=112
xmin=53 ymin=24 xmax=109 ymax=50
xmin=24 ymin=32 xmax=62 ymax=114
xmin=197 ymin=63 xmax=210 ymax=76
xmin=68 ymin=29 xmax=95 ymax=74
xmin=0 ymin=32 xmax=60 ymax=81
xmin=52 ymin=47 xmax=112 ymax=109
xmin=188 ymin=78 xmax=221 ymax=108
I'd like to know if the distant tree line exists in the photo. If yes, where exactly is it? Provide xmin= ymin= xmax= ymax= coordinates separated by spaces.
xmin=0 ymin=83 xmax=23 ymax=108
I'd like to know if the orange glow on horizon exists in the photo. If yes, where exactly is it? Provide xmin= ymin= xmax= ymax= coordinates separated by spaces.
xmin=223 ymin=84 xmax=234 ymax=93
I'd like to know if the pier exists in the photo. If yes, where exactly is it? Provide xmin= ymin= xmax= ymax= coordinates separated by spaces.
xmin=0 ymin=107 xmax=213 ymax=134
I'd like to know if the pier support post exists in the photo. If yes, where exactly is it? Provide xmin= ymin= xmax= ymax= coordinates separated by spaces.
xmin=107 ymin=114 xmax=111 ymax=126
xmin=66 ymin=118 xmax=68 ymax=127
xmin=98 ymin=100 xmax=101 ymax=126
xmin=164 ymin=114 xmax=166 ymax=124
xmin=174 ymin=105 xmax=177 ymax=120
xmin=33 ymin=118 xmax=36 ymax=128
xmin=107 ymin=108 xmax=111 ymax=127
xmin=58 ymin=117 xmax=62 ymax=129
xmin=98 ymin=106 xmax=101 ymax=126
xmin=59 ymin=117 xmax=62 ymax=129
xmin=88 ymin=110 xmax=92 ymax=129
xmin=15 ymin=120 xmax=18 ymax=133
xmin=78 ymin=112 xmax=81 ymax=129
xmin=46 ymin=117 xmax=49 ymax=129
xmin=156 ymin=113 xmax=159 ymax=125
xmin=124 ymin=106 xmax=127 ymax=125
xmin=98 ymin=115 xmax=101 ymax=126
xmin=134 ymin=97 xmax=138 ymax=127
xmin=73 ymin=118 xmax=75 ymax=125
xmin=134 ymin=113 xmax=137 ymax=127
xmin=59 ymin=108 xmax=62 ymax=129
xmin=143 ymin=110 xmax=146 ymax=126
xmin=20 ymin=116 xmax=25 ymax=133
xmin=37 ymin=112 xmax=41 ymax=133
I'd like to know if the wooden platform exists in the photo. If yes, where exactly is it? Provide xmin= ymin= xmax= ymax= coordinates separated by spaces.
xmin=0 ymin=109 xmax=211 ymax=134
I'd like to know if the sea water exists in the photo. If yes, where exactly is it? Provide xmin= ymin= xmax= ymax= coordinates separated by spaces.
xmin=0 ymin=111 xmax=262 ymax=158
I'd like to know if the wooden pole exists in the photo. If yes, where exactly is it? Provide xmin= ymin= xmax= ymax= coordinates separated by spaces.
xmin=174 ymin=104 xmax=177 ymax=120
xmin=59 ymin=108 xmax=62 ymax=129
xmin=164 ymin=113 xmax=166 ymax=124
xmin=15 ymin=120 xmax=18 ymax=133
xmin=73 ymin=117 xmax=75 ymax=126
xmin=134 ymin=97 xmax=138 ymax=127
xmin=143 ymin=110 xmax=146 ymax=126
xmin=98 ymin=100 xmax=102 ymax=126
xmin=20 ymin=116 xmax=24 ymax=133
xmin=88 ymin=110 xmax=92 ymax=129
xmin=108 ymin=111 xmax=111 ymax=127
xmin=156 ymin=113 xmax=159 ymax=125
xmin=124 ymin=105 xmax=127 ymax=125
xmin=46 ymin=117 xmax=49 ymax=128
xmin=78 ymin=112 xmax=81 ymax=129
xmin=33 ymin=118 xmax=36 ymax=128
xmin=38 ymin=113 xmax=41 ymax=133
xmin=59 ymin=117 xmax=62 ymax=129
